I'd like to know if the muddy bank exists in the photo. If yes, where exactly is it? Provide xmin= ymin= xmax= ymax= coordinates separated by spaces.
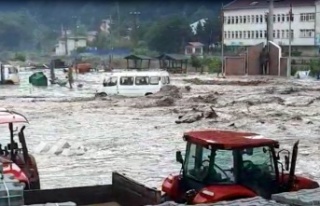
xmin=183 ymin=77 xmax=269 ymax=86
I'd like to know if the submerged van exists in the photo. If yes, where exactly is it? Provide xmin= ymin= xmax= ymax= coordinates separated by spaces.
xmin=0 ymin=64 xmax=20 ymax=84
xmin=96 ymin=70 xmax=170 ymax=97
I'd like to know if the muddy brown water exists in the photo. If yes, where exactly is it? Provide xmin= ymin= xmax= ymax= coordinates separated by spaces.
xmin=0 ymin=70 xmax=320 ymax=189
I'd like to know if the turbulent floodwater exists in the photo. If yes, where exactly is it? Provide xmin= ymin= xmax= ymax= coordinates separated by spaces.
xmin=0 ymin=70 xmax=320 ymax=189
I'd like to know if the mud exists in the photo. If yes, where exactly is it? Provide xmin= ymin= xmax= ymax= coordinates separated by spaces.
xmin=0 ymin=71 xmax=320 ymax=189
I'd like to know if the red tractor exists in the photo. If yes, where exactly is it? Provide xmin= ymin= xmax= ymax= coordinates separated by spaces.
xmin=161 ymin=130 xmax=319 ymax=204
xmin=0 ymin=108 xmax=40 ymax=190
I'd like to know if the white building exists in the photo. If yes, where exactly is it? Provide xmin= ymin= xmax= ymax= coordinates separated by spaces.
xmin=54 ymin=37 xmax=87 ymax=56
xmin=223 ymin=0 xmax=317 ymax=47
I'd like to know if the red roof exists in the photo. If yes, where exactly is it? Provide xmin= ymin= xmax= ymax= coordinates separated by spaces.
xmin=183 ymin=130 xmax=278 ymax=149
xmin=224 ymin=0 xmax=314 ymax=10
xmin=0 ymin=109 xmax=28 ymax=125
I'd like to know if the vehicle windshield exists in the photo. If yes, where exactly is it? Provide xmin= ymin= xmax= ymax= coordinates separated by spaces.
xmin=184 ymin=143 xmax=235 ymax=184
xmin=240 ymin=146 xmax=276 ymax=182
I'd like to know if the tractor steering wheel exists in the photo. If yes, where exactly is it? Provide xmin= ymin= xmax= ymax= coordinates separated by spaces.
xmin=200 ymin=159 xmax=230 ymax=180
xmin=242 ymin=160 xmax=261 ymax=177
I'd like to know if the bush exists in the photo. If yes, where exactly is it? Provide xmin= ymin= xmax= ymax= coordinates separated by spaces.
xmin=309 ymin=59 xmax=320 ymax=76
xmin=13 ymin=52 xmax=26 ymax=62
xmin=190 ymin=55 xmax=203 ymax=72
xmin=203 ymin=57 xmax=221 ymax=73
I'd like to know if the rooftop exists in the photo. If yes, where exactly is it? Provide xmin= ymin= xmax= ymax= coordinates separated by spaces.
xmin=0 ymin=109 xmax=28 ymax=125
xmin=184 ymin=130 xmax=278 ymax=149
xmin=187 ymin=42 xmax=204 ymax=47
xmin=224 ymin=0 xmax=315 ymax=10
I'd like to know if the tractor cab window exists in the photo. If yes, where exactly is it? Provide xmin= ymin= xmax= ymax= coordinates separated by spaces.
xmin=241 ymin=146 xmax=275 ymax=181
xmin=184 ymin=143 xmax=235 ymax=184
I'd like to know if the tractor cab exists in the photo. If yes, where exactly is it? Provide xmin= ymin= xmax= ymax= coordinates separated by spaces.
xmin=162 ymin=130 xmax=319 ymax=204
xmin=0 ymin=108 xmax=40 ymax=190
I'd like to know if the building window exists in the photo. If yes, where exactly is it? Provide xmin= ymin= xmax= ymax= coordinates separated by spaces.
xmin=281 ymin=14 xmax=285 ymax=22
xmin=300 ymin=13 xmax=315 ymax=22
xmin=235 ymin=16 xmax=238 ymax=24
xmin=273 ymin=30 xmax=275 ymax=38
xmin=227 ymin=31 xmax=230 ymax=39
xmin=251 ymin=15 xmax=254 ymax=23
xmin=259 ymin=15 xmax=263 ymax=23
xmin=264 ymin=30 xmax=267 ymax=38
xmin=255 ymin=30 xmax=259 ymax=38
xmin=291 ymin=30 xmax=294 ymax=38
xmin=276 ymin=30 xmax=280 ymax=38
xmin=239 ymin=31 xmax=242 ymax=38
xmin=235 ymin=31 xmax=238 ymax=38
xmin=248 ymin=31 xmax=251 ymax=38
xmin=300 ymin=29 xmax=315 ymax=37
xmin=281 ymin=30 xmax=285 ymax=38
xmin=243 ymin=16 xmax=247 ymax=23
xmin=243 ymin=31 xmax=247 ymax=38
xmin=251 ymin=31 xmax=254 ymax=38
xmin=239 ymin=16 xmax=242 ymax=23
xmin=256 ymin=15 xmax=259 ymax=23
xmin=247 ymin=15 xmax=250 ymax=23
xmin=231 ymin=31 xmax=234 ymax=38
xmin=224 ymin=31 xmax=227 ymax=39
xmin=277 ymin=14 xmax=281 ymax=22
xmin=285 ymin=30 xmax=289 ymax=38
xmin=273 ymin=15 xmax=276 ymax=22
xmin=231 ymin=16 xmax=234 ymax=24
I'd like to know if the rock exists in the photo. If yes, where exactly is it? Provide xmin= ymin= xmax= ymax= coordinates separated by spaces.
xmin=48 ymin=141 xmax=71 ymax=155
xmin=155 ymin=96 xmax=175 ymax=107
xmin=151 ymin=85 xmax=182 ymax=99
xmin=203 ymin=108 xmax=218 ymax=119
xmin=189 ymin=94 xmax=218 ymax=104
xmin=184 ymin=85 xmax=191 ymax=92
xmin=175 ymin=112 xmax=203 ymax=124
xmin=33 ymin=142 xmax=50 ymax=154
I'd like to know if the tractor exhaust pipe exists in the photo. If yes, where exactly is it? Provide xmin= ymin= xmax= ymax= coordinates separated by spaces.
xmin=287 ymin=140 xmax=299 ymax=189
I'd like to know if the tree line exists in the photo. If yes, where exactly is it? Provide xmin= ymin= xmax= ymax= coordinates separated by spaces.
xmin=0 ymin=1 xmax=229 ymax=53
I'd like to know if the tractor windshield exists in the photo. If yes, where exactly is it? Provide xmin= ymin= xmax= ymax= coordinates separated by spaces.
xmin=184 ymin=143 xmax=235 ymax=184
xmin=240 ymin=146 xmax=276 ymax=188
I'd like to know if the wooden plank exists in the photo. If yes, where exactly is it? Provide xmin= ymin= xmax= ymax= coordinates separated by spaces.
xmin=24 ymin=185 xmax=115 ymax=205
xmin=112 ymin=172 xmax=161 ymax=206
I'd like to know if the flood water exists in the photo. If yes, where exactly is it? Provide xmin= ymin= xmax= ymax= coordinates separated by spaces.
xmin=1 ymin=70 xmax=320 ymax=189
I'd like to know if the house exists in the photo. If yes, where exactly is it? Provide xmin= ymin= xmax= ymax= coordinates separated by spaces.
xmin=223 ymin=0 xmax=317 ymax=52
xmin=190 ymin=18 xmax=207 ymax=35
xmin=54 ymin=36 xmax=87 ymax=56
xmin=87 ymin=31 xmax=98 ymax=42
xmin=185 ymin=42 xmax=204 ymax=56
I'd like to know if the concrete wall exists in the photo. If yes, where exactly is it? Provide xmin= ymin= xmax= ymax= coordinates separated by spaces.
xmin=247 ymin=43 xmax=264 ymax=75
xmin=224 ymin=56 xmax=246 ymax=75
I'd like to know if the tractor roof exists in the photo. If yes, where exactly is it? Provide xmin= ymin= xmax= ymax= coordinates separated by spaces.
xmin=183 ymin=130 xmax=279 ymax=149
xmin=0 ymin=108 xmax=28 ymax=124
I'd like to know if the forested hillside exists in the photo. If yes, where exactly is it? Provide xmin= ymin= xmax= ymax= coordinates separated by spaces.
xmin=0 ymin=1 xmax=231 ymax=53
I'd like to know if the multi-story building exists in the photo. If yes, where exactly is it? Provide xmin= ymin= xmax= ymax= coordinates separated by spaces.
xmin=223 ymin=0 xmax=317 ymax=50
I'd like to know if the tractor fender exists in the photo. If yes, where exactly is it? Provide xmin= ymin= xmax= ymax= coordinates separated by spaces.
xmin=192 ymin=185 xmax=256 ymax=204
xmin=282 ymin=174 xmax=319 ymax=191
xmin=2 ymin=162 xmax=29 ymax=183
xmin=161 ymin=174 xmax=182 ymax=200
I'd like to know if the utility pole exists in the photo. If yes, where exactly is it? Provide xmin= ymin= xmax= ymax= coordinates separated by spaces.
xmin=288 ymin=4 xmax=293 ymax=77
xmin=116 ymin=2 xmax=121 ymax=37
xmin=268 ymin=0 xmax=274 ymax=42
xmin=221 ymin=3 xmax=225 ymax=76
xmin=109 ymin=15 xmax=113 ymax=67
xmin=129 ymin=11 xmax=141 ymax=47
xmin=62 ymin=24 xmax=68 ymax=56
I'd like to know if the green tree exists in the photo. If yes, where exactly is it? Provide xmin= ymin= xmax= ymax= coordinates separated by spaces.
xmin=190 ymin=55 xmax=203 ymax=72
xmin=145 ymin=15 xmax=193 ymax=53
